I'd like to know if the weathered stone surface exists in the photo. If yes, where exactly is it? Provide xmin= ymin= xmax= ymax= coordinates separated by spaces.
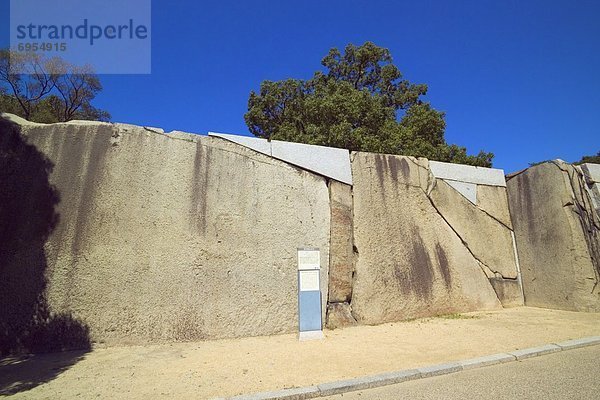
xmin=350 ymin=152 xmax=501 ymax=324
xmin=477 ymin=184 xmax=513 ymax=229
xmin=2 ymin=117 xmax=330 ymax=347
xmin=327 ymin=181 xmax=354 ymax=303
xmin=429 ymin=179 xmax=519 ymax=280
xmin=326 ymin=302 xmax=357 ymax=329
xmin=507 ymin=161 xmax=600 ymax=312
xmin=488 ymin=278 xmax=523 ymax=308
xmin=581 ymin=163 xmax=600 ymax=183
xmin=360 ymin=152 xmax=428 ymax=189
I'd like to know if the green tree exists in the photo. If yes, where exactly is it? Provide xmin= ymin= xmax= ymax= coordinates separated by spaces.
xmin=575 ymin=151 xmax=600 ymax=165
xmin=245 ymin=42 xmax=493 ymax=167
xmin=528 ymin=151 xmax=600 ymax=167
xmin=0 ymin=50 xmax=110 ymax=123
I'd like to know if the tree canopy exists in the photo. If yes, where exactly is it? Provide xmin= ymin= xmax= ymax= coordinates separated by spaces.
xmin=245 ymin=42 xmax=493 ymax=167
xmin=575 ymin=151 xmax=600 ymax=165
xmin=529 ymin=151 xmax=600 ymax=167
xmin=0 ymin=50 xmax=109 ymax=123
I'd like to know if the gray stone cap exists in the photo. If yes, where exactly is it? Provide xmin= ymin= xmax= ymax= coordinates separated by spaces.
xmin=1 ymin=112 xmax=512 ymax=189
xmin=429 ymin=160 xmax=507 ymax=187
xmin=209 ymin=132 xmax=353 ymax=185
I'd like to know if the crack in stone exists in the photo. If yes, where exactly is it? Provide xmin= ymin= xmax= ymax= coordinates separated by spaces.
xmin=549 ymin=161 xmax=600 ymax=293
xmin=422 ymin=185 xmax=515 ymax=288
xmin=206 ymin=138 xmax=293 ymax=168
xmin=474 ymin=202 xmax=514 ymax=231
xmin=505 ymin=167 xmax=529 ymax=181
xmin=142 ymin=127 xmax=163 ymax=134
xmin=348 ymin=182 xmax=360 ymax=323
xmin=325 ymin=178 xmax=333 ymax=313
xmin=427 ymin=172 xmax=513 ymax=231
xmin=325 ymin=172 xmax=359 ymax=324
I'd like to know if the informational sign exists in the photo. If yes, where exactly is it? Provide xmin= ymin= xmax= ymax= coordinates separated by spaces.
xmin=299 ymin=270 xmax=320 ymax=291
xmin=297 ymin=248 xmax=323 ymax=340
xmin=298 ymin=249 xmax=320 ymax=270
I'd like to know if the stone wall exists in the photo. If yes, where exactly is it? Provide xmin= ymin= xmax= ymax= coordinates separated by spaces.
xmin=200 ymin=127 xmax=524 ymax=327
xmin=506 ymin=161 xmax=600 ymax=312
xmin=335 ymin=153 xmax=525 ymax=326
xmin=0 ymin=116 xmax=330 ymax=352
xmin=428 ymin=169 xmax=523 ymax=307
xmin=4 ymin=112 xmax=569 ymax=353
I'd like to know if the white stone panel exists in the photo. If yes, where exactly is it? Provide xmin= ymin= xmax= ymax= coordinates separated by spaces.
xmin=271 ymin=140 xmax=352 ymax=185
xmin=209 ymin=132 xmax=353 ymax=185
xmin=445 ymin=180 xmax=478 ymax=204
xmin=430 ymin=160 xmax=506 ymax=187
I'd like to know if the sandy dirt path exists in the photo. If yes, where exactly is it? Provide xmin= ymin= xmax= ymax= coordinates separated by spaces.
xmin=1 ymin=307 xmax=599 ymax=399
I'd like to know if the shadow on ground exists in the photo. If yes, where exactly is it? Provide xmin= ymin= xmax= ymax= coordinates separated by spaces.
xmin=0 ymin=116 xmax=91 ymax=393
xmin=0 ymin=349 xmax=89 ymax=395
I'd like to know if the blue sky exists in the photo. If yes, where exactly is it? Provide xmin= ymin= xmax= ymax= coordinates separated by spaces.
xmin=2 ymin=0 xmax=599 ymax=173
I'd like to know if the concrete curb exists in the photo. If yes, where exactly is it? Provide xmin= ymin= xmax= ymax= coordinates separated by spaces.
xmin=458 ymin=353 xmax=516 ymax=370
xmin=418 ymin=362 xmax=462 ymax=378
xmin=553 ymin=336 xmax=600 ymax=350
xmin=222 ymin=336 xmax=600 ymax=400
xmin=317 ymin=369 xmax=421 ymax=397
xmin=508 ymin=344 xmax=561 ymax=360
xmin=227 ymin=386 xmax=320 ymax=400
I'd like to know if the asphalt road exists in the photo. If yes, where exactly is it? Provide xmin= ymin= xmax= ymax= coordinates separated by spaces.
xmin=322 ymin=345 xmax=600 ymax=400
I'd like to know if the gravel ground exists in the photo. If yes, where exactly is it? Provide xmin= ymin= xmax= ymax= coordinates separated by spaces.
xmin=1 ymin=307 xmax=599 ymax=399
